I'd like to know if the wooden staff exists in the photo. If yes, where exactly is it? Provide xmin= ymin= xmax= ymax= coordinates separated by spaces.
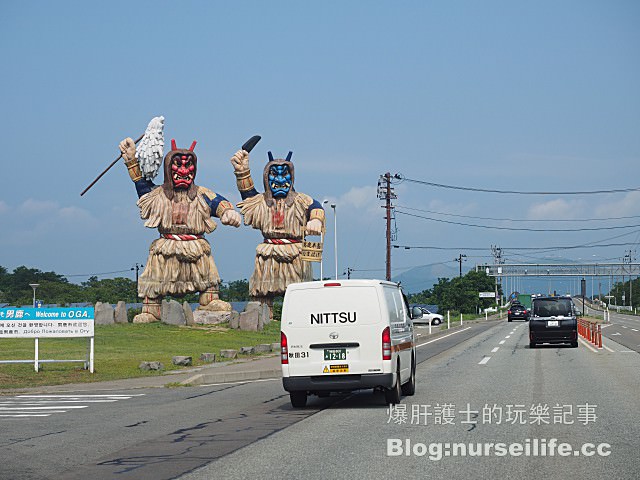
xmin=80 ymin=133 xmax=145 ymax=196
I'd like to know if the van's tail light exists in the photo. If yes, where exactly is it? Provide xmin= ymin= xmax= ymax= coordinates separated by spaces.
xmin=382 ymin=326 xmax=391 ymax=360
xmin=281 ymin=331 xmax=288 ymax=365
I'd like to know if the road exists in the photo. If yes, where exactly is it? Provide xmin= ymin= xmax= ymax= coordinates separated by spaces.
xmin=576 ymin=298 xmax=640 ymax=353
xmin=1 ymin=318 xmax=638 ymax=480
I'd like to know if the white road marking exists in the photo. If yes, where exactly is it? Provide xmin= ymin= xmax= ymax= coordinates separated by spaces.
xmin=0 ymin=394 xmax=145 ymax=420
xmin=0 ymin=406 xmax=88 ymax=410
xmin=0 ymin=414 xmax=52 ymax=417
xmin=491 ymin=347 xmax=499 ymax=353
xmin=17 ymin=394 xmax=143 ymax=398
xmin=610 ymin=332 xmax=621 ymax=336
xmin=632 ymin=329 xmax=638 ymax=332
xmin=603 ymin=345 xmax=615 ymax=352
xmin=416 ymin=327 xmax=472 ymax=348
xmin=0 ymin=400 xmax=120 ymax=404
xmin=499 ymin=340 xmax=505 ymax=345
xmin=622 ymin=326 xmax=628 ymax=329
xmin=478 ymin=357 xmax=491 ymax=365
xmin=200 ymin=378 xmax=279 ymax=387
xmin=505 ymin=336 xmax=511 ymax=339
xmin=578 ymin=338 xmax=599 ymax=353
xmin=618 ymin=350 xmax=635 ymax=353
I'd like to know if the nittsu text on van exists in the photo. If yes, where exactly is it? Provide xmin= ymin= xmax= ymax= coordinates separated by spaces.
xmin=310 ymin=312 xmax=357 ymax=324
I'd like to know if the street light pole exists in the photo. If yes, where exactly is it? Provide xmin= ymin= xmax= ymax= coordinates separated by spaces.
xmin=323 ymin=201 xmax=338 ymax=280
xmin=29 ymin=283 xmax=39 ymax=308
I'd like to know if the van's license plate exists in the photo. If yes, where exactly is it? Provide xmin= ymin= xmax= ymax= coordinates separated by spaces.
xmin=547 ymin=320 xmax=559 ymax=327
xmin=324 ymin=348 xmax=347 ymax=361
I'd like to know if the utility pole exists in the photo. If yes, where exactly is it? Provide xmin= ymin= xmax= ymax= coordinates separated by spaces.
xmin=455 ymin=254 xmax=467 ymax=278
xmin=491 ymin=245 xmax=503 ymax=305
xmin=131 ymin=263 xmax=144 ymax=300
xmin=624 ymin=250 xmax=635 ymax=309
xmin=377 ymin=173 xmax=396 ymax=281
xmin=345 ymin=267 xmax=353 ymax=279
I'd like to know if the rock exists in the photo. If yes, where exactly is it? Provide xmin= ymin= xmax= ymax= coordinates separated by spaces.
xmin=133 ymin=312 xmax=158 ymax=324
xmin=239 ymin=302 xmax=262 ymax=331
xmin=139 ymin=361 xmax=164 ymax=371
xmin=162 ymin=300 xmax=186 ymax=325
xmin=198 ymin=299 xmax=232 ymax=312
xmin=114 ymin=301 xmax=128 ymax=324
xmin=200 ymin=353 xmax=216 ymax=363
xmin=94 ymin=302 xmax=115 ymax=325
xmin=243 ymin=302 xmax=261 ymax=315
xmin=261 ymin=302 xmax=271 ymax=325
xmin=239 ymin=311 xmax=259 ymax=331
xmin=240 ymin=346 xmax=255 ymax=355
xmin=172 ymin=356 xmax=192 ymax=366
xmin=254 ymin=344 xmax=272 ymax=353
xmin=229 ymin=311 xmax=240 ymax=329
xmin=183 ymin=301 xmax=195 ymax=326
xmin=193 ymin=310 xmax=232 ymax=325
xmin=220 ymin=349 xmax=238 ymax=359
xmin=271 ymin=342 xmax=281 ymax=352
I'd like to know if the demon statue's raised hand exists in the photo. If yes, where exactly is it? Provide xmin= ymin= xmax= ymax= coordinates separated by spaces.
xmin=231 ymin=148 xmax=325 ymax=317
xmin=120 ymin=135 xmax=241 ymax=323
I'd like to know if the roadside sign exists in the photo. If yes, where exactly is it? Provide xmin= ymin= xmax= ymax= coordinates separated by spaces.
xmin=479 ymin=292 xmax=495 ymax=298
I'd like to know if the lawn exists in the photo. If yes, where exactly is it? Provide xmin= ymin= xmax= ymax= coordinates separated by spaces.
xmin=0 ymin=321 xmax=280 ymax=390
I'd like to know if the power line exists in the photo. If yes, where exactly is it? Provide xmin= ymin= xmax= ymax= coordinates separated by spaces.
xmin=397 ymin=174 xmax=640 ymax=195
xmin=395 ymin=209 xmax=640 ymax=232
xmin=395 ymin=205 xmax=640 ymax=223
xmin=62 ymin=269 xmax=133 ymax=278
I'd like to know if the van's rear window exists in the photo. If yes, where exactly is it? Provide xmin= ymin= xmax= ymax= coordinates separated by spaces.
xmin=533 ymin=299 xmax=572 ymax=317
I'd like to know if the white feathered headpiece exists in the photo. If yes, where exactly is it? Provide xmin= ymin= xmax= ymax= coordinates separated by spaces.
xmin=136 ymin=116 xmax=165 ymax=181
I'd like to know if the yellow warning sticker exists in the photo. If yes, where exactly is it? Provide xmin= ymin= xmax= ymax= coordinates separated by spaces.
xmin=323 ymin=366 xmax=329 ymax=373
xmin=329 ymin=364 xmax=349 ymax=373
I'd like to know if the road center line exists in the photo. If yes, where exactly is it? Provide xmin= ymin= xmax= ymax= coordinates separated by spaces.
xmin=505 ymin=336 xmax=511 ymax=339
xmin=416 ymin=327 xmax=472 ymax=348
xmin=491 ymin=347 xmax=499 ymax=353
xmin=478 ymin=356 xmax=491 ymax=365
xmin=499 ymin=340 xmax=505 ymax=345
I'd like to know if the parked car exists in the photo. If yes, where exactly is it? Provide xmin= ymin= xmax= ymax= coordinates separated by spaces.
xmin=529 ymin=295 xmax=578 ymax=348
xmin=507 ymin=303 xmax=528 ymax=322
xmin=411 ymin=306 xmax=444 ymax=326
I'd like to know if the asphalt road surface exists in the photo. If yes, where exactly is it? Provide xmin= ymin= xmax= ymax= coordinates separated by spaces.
xmin=1 ymin=318 xmax=638 ymax=480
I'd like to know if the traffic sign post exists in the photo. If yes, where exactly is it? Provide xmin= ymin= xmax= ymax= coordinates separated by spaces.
xmin=0 ymin=307 xmax=95 ymax=372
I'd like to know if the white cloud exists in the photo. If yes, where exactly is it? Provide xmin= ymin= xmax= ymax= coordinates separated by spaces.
xmin=19 ymin=198 xmax=59 ymax=215
xmin=0 ymin=200 xmax=8 ymax=214
xmin=593 ymin=191 xmax=640 ymax=218
xmin=527 ymin=199 xmax=584 ymax=220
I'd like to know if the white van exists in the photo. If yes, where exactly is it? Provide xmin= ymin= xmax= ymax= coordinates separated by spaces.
xmin=280 ymin=279 xmax=417 ymax=407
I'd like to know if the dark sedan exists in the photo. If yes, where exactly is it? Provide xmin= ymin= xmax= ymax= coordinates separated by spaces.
xmin=508 ymin=304 xmax=528 ymax=322
xmin=529 ymin=296 xmax=578 ymax=348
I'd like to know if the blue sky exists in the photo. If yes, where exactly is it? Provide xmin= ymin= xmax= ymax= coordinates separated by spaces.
xmin=1 ymin=1 xmax=639 ymax=295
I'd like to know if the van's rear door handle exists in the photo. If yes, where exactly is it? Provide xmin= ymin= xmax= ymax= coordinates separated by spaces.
xmin=309 ymin=343 xmax=360 ymax=349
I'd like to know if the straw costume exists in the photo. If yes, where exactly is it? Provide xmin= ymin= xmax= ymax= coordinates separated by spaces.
xmin=231 ymin=149 xmax=324 ymax=313
xmin=120 ymin=133 xmax=241 ymax=323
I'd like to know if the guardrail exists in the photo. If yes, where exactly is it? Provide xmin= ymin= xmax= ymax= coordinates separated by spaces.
xmin=578 ymin=318 xmax=602 ymax=349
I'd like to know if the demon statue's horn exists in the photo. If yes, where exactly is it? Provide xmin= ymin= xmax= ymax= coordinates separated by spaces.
xmin=285 ymin=151 xmax=293 ymax=162
xmin=189 ymin=141 xmax=197 ymax=151
xmin=268 ymin=151 xmax=274 ymax=162
xmin=171 ymin=139 xmax=177 ymax=150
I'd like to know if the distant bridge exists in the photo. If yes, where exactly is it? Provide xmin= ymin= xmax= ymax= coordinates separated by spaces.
xmin=477 ymin=263 xmax=640 ymax=277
